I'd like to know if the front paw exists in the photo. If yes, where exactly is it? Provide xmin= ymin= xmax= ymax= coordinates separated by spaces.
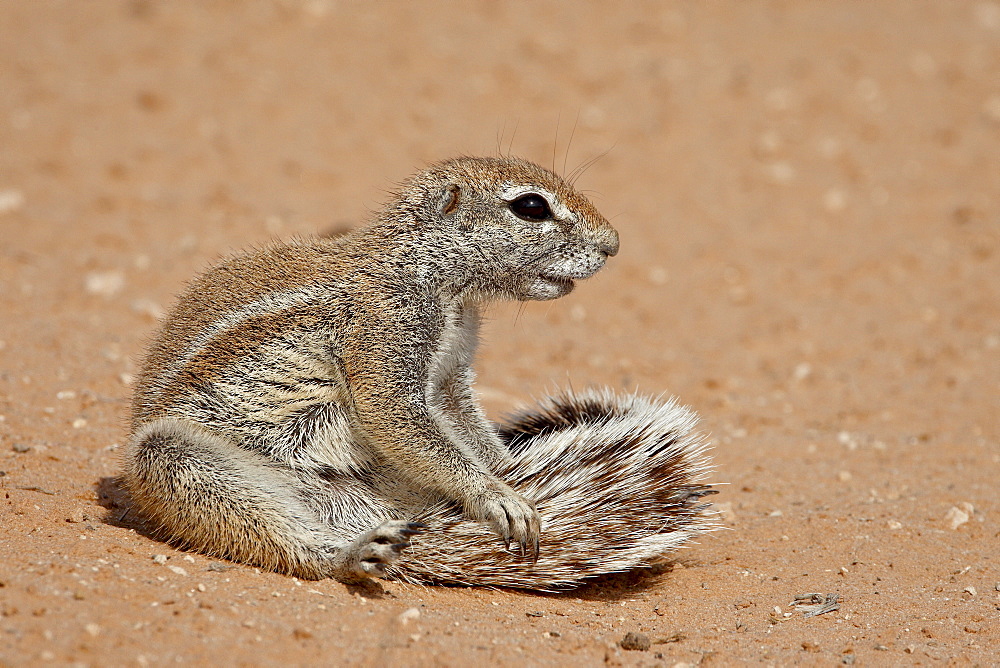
xmin=467 ymin=483 xmax=541 ymax=561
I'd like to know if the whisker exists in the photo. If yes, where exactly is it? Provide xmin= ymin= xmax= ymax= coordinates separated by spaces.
xmin=551 ymin=112 xmax=561 ymax=174
xmin=563 ymin=109 xmax=580 ymax=178
xmin=496 ymin=120 xmax=506 ymax=157
xmin=507 ymin=119 xmax=519 ymax=158
xmin=513 ymin=301 xmax=528 ymax=328
xmin=569 ymin=143 xmax=616 ymax=186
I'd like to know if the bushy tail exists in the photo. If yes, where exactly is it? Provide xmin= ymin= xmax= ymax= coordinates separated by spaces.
xmin=387 ymin=388 xmax=718 ymax=590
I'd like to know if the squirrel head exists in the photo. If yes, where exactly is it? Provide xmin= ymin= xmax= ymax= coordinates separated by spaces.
xmin=396 ymin=156 xmax=620 ymax=302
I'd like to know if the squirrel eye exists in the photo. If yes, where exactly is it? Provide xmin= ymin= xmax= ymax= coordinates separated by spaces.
xmin=509 ymin=193 xmax=553 ymax=222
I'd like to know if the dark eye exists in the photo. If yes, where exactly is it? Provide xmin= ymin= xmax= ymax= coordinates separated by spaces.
xmin=509 ymin=193 xmax=552 ymax=222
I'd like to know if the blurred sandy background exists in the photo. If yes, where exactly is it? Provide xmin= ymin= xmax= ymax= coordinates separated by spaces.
xmin=1 ymin=1 xmax=998 ymax=665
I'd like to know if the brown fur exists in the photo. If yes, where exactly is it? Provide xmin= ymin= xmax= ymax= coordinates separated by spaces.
xmin=122 ymin=156 xmax=715 ymax=588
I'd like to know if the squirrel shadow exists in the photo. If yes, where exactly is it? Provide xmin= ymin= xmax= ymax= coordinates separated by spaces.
xmin=550 ymin=565 xmax=688 ymax=602
xmin=96 ymin=475 xmax=394 ymax=598
xmin=95 ymin=475 xmax=685 ymax=601
xmin=96 ymin=475 xmax=149 ymax=534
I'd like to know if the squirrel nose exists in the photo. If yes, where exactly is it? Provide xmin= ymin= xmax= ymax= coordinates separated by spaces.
xmin=595 ymin=227 xmax=620 ymax=257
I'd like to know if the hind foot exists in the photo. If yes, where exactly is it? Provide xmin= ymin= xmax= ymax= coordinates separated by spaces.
xmin=332 ymin=520 xmax=425 ymax=582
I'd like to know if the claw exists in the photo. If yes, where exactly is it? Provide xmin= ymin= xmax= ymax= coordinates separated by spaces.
xmin=399 ymin=523 xmax=427 ymax=538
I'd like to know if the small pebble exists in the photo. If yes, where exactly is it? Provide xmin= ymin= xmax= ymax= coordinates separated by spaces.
xmin=944 ymin=505 xmax=971 ymax=530
xmin=619 ymin=631 xmax=651 ymax=651
xmin=66 ymin=508 xmax=89 ymax=523
xmin=715 ymin=501 xmax=737 ymax=523
xmin=757 ymin=129 xmax=783 ymax=153
xmin=766 ymin=161 xmax=796 ymax=184
xmin=0 ymin=190 xmax=25 ymax=214
xmin=152 ymin=554 xmax=168 ymax=564
xmin=837 ymin=431 xmax=858 ymax=450
xmin=84 ymin=270 xmax=125 ymax=298
xmin=974 ymin=2 xmax=1000 ymax=30
xmin=167 ymin=565 xmax=188 ymax=576
xmin=985 ymin=94 xmax=1000 ymax=123
xmin=12 ymin=443 xmax=31 ymax=453
xmin=647 ymin=266 xmax=669 ymax=285
xmin=823 ymin=188 xmax=847 ymax=212
xmin=397 ymin=607 xmax=420 ymax=626
xmin=131 ymin=298 xmax=165 ymax=320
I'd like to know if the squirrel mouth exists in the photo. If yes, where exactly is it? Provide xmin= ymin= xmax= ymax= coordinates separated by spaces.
xmin=537 ymin=274 xmax=575 ymax=289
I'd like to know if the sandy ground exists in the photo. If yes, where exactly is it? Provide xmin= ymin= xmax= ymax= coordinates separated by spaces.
xmin=2 ymin=1 xmax=999 ymax=665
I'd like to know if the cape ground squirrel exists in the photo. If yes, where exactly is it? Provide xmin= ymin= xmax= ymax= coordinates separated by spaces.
xmin=123 ymin=156 xmax=715 ymax=590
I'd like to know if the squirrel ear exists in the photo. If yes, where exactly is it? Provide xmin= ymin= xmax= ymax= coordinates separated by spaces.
xmin=437 ymin=184 xmax=460 ymax=219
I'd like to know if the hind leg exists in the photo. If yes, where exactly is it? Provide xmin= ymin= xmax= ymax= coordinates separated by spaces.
xmin=123 ymin=417 xmax=420 ymax=582
xmin=332 ymin=520 xmax=425 ymax=581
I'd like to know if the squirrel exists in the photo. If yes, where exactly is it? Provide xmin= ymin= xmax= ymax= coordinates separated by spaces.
xmin=122 ymin=156 xmax=716 ymax=590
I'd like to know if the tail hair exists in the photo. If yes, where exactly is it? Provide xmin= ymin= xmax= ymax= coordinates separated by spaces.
xmin=388 ymin=388 xmax=718 ymax=590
